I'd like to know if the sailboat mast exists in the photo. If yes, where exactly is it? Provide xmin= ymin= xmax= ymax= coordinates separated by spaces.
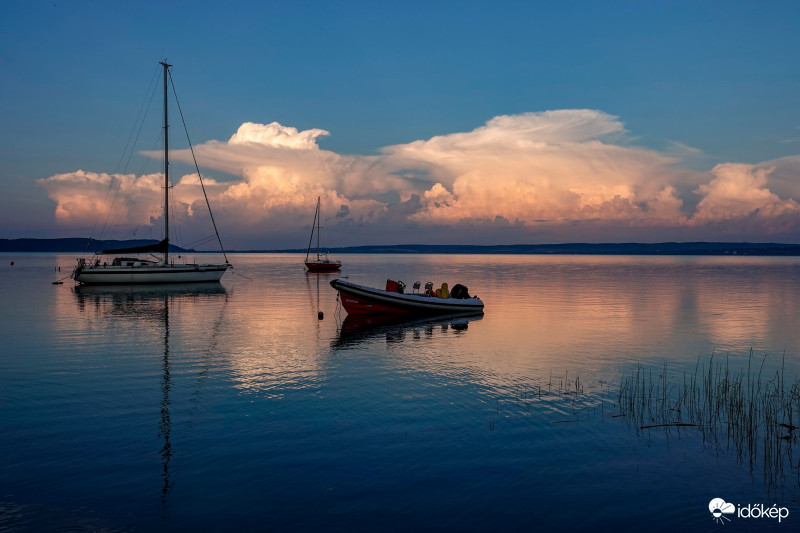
xmin=316 ymin=197 xmax=321 ymax=260
xmin=161 ymin=60 xmax=171 ymax=264
xmin=305 ymin=197 xmax=319 ymax=262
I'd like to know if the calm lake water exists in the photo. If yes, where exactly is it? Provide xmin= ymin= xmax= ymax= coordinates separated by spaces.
xmin=1 ymin=253 xmax=799 ymax=531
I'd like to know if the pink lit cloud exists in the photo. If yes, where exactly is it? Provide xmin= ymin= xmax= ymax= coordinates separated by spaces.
xmin=38 ymin=110 xmax=800 ymax=248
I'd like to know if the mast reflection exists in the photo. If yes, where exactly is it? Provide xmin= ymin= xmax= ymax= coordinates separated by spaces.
xmin=159 ymin=292 xmax=172 ymax=510
xmin=72 ymin=283 xmax=227 ymax=514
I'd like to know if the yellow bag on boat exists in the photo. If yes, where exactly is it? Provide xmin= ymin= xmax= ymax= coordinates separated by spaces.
xmin=440 ymin=282 xmax=450 ymax=298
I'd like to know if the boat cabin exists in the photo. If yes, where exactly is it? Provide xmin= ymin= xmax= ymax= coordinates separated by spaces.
xmin=110 ymin=257 xmax=159 ymax=267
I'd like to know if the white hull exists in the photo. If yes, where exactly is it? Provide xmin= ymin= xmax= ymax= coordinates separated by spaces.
xmin=74 ymin=264 xmax=228 ymax=284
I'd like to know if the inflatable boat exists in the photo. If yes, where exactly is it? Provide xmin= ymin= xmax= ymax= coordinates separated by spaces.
xmin=330 ymin=278 xmax=485 ymax=315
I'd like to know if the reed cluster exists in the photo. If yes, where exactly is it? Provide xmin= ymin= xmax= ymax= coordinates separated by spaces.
xmin=618 ymin=350 xmax=800 ymax=490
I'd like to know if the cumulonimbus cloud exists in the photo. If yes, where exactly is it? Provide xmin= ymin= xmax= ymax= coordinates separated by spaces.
xmin=38 ymin=110 xmax=800 ymax=247
xmin=386 ymin=111 xmax=690 ymax=226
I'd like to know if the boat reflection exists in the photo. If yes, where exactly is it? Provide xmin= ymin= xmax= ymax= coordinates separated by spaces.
xmin=72 ymin=283 xmax=227 ymax=514
xmin=74 ymin=282 xmax=226 ymax=305
xmin=333 ymin=311 xmax=484 ymax=348
xmin=73 ymin=282 xmax=227 ymax=325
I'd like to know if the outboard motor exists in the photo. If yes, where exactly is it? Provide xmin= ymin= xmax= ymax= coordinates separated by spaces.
xmin=450 ymin=284 xmax=470 ymax=299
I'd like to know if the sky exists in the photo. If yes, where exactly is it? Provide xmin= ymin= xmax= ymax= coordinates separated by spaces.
xmin=1 ymin=0 xmax=800 ymax=249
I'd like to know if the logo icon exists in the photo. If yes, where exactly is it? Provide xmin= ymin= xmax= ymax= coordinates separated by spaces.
xmin=709 ymin=498 xmax=735 ymax=524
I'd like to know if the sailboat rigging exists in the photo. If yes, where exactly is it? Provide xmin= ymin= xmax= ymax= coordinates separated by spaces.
xmin=304 ymin=196 xmax=342 ymax=272
xmin=72 ymin=61 xmax=231 ymax=284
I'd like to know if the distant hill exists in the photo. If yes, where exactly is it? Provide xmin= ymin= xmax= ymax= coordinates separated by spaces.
xmin=0 ymin=238 xmax=191 ymax=253
xmin=243 ymin=242 xmax=800 ymax=255
xmin=2 ymin=238 xmax=799 ymax=255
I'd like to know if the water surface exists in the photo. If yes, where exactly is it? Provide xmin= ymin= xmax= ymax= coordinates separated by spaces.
xmin=1 ymin=253 xmax=798 ymax=531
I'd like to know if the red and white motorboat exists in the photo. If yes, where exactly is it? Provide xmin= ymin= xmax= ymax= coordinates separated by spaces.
xmin=330 ymin=278 xmax=484 ymax=315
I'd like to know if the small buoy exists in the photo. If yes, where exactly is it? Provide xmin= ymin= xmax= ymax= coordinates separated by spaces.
xmin=318 ymin=311 xmax=324 ymax=320
xmin=10 ymin=261 xmax=13 ymax=266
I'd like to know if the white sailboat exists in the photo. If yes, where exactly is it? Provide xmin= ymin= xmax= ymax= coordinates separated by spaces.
xmin=72 ymin=61 xmax=231 ymax=285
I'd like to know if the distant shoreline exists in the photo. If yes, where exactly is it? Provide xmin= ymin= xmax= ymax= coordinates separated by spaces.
xmin=2 ymin=238 xmax=800 ymax=255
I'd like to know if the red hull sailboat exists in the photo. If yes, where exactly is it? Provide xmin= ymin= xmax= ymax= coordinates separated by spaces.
xmin=304 ymin=197 xmax=341 ymax=272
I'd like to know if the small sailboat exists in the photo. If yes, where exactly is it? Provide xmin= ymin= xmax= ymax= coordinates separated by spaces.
xmin=72 ymin=61 xmax=231 ymax=285
xmin=304 ymin=196 xmax=342 ymax=272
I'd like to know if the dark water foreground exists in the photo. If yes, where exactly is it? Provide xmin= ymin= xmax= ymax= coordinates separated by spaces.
xmin=1 ymin=253 xmax=799 ymax=531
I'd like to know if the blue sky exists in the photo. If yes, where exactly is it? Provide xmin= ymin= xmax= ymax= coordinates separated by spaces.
xmin=2 ymin=1 xmax=799 ymax=248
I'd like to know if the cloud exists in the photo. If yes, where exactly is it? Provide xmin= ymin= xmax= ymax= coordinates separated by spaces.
xmin=40 ymin=170 xmax=162 ymax=227
xmin=688 ymin=162 xmax=800 ymax=235
xmin=228 ymin=122 xmax=329 ymax=149
xmin=390 ymin=110 xmax=692 ymax=227
xmin=38 ymin=110 xmax=800 ymax=247
xmin=755 ymin=155 xmax=800 ymax=199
